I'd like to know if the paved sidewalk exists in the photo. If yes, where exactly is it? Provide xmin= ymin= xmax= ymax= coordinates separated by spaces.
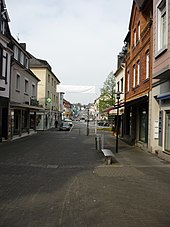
xmin=98 ymin=130 xmax=170 ymax=167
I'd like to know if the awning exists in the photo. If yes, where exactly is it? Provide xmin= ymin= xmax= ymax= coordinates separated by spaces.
xmin=10 ymin=103 xmax=44 ymax=111
xmin=157 ymin=92 xmax=170 ymax=100
xmin=125 ymin=94 xmax=148 ymax=106
xmin=103 ymin=102 xmax=125 ymax=113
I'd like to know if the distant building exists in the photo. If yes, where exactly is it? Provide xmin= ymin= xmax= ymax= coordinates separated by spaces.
xmin=30 ymin=56 xmax=60 ymax=130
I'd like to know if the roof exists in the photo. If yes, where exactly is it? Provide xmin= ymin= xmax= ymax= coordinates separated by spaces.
xmin=11 ymin=36 xmax=32 ymax=58
xmin=29 ymin=56 xmax=52 ymax=71
xmin=29 ymin=56 xmax=60 ymax=83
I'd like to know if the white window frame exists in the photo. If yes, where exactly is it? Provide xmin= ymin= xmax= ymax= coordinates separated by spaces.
xmin=134 ymin=29 xmax=136 ymax=47
xmin=137 ymin=60 xmax=140 ymax=85
xmin=138 ymin=22 xmax=140 ymax=41
xmin=133 ymin=65 xmax=136 ymax=88
xmin=156 ymin=0 xmax=168 ymax=55
xmin=127 ymin=71 xmax=130 ymax=92
xmin=146 ymin=51 xmax=150 ymax=79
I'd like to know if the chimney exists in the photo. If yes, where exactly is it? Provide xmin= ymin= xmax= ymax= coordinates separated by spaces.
xmin=20 ymin=43 xmax=26 ymax=50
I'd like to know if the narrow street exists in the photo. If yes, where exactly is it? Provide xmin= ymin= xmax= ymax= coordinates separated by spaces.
xmin=0 ymin=122 xmax=170 ymax=227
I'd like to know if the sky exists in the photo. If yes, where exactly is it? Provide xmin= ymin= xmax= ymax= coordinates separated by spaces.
xmin=6 ymin=0 xmax=132 ymax=104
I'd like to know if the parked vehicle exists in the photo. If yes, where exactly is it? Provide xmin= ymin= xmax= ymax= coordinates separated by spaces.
xmin=59 ymin=122 xmax=70 ymax=131
xmin=63 ymin=118 xmax=73 ymax=127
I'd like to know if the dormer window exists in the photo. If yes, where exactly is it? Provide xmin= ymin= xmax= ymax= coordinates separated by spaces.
xmin=0 ymin=20 xmax=5 ymax=34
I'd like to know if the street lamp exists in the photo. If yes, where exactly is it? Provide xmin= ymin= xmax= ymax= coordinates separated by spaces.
xmin=115 ymin=91 xmax=121 ymax=153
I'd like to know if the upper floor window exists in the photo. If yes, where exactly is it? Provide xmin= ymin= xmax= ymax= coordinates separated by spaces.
xmin=1 ymin=20 xmax=5 ymax=34
xmin=127 ymin=71 xmax=130 ymax=92
xmin=24 ymin=57 xmax=29 ymax=69
xmin=146 ymin=51 xmax=150 ymax=79
xmin=138 ymin=22 xmax=140 ymax=41
xmin=157 ymin=0 xmax=167 ymax=52
xmin=24 ymin=79 xmax=29 ymax=94
xmin=0 ymin=48 xmax=8 ymax=83
xmin=0 ymin=47 xmax=3 ymax=78
xmin=121 ymin=78 xmax=123 ymax=93
xmin=20 ymin=52 xmax=24 ymax=65
xmin=117 ymin=81 xmax=120 ymax=92
xmin=137 ymin=60 xmax=140 ymax=85
xmin=16 ymin=74 xmax=20 ymax=91
xmin=133 ymin=65 xmax=136 ymax=88
xmin=48 ymin=74 xmax=50 ymax=83
xmin=52 ymin=78 xmax=53 ymax=86
xmin=31 ymin=83 xmax=35 ymax=97
xmin=134 ymin=29 xmax=136 ymax=47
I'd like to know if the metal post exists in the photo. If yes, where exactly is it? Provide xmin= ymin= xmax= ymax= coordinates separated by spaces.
xmin=116 ymin=93 xmax=120 ymax=153
xmin=87 ymin=109 xmax=89 ymax=136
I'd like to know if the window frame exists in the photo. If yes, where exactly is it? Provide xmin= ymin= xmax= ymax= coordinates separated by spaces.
xmin=24 ymin=78 xmax=29 ymax=94
xmin=134 ymin=29 xmax=137 ymax=47
xmin=137 ymin=60 xmax=140 ymax=85
xmin=16 ymin=73 xmax=20 ymax=91
xmin=133 ymin=65 xmax=136 ymax=88
xmin=146 ymin=51 xmax=150 ymax=79
xmin=127 ymin=71 xmax=130 ymax=92
xmin=156 ymin=0 xmax=168 ymax=56
xmin=138 ymin=22 xmax=140 ymax=41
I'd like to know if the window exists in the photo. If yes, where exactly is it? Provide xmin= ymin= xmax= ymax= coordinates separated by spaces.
xmin=117 ymin=81 xmax=120 ymax=92
xmin=121 ymin=78 xmax=123 ymax=92
xmin=24 ymin=57 xmax=29 ymax=68
xmin=137 ymin=60 xmax=140 ymax=85
xmin=0 ymin=47 xmax=2 ymax=78
xmin=24 ymin=79 xmax=29 ymax=94
xmin=165 ymin=111 xmax=170 ymax=152
xmin=127 ymin=71 xmax=130 ymax=92
xmin=18 ymin=49 xmax=21 ymax=62
xmin=14 ymin=46 xmax=18 ymax=60
xmin=48 ymin=74 xmax=50 ymax=83
xmin=32 ymin=83 xmax=35 ymax=97
xmin=133 ymin=65 xmax=136 ymax=88
xmin=134 ymin=29 xmax=136 ymax=47
xmin=20 ymin=52 xmax=24 ymax=65
xmin=138 ymin=22 xmax=140 ymax=41
xmin=146 ymin=51 xmax=150 ymax=79
xmin=52 ymin=78 xmax=53 ymax=86
xmin=16 ymin=74 xmax=20 ymax=90
xmin=157 ymin=0 xmax=167 ymax=52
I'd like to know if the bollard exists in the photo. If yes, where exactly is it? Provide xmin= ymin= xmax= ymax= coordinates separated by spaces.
xmin=95 ymin=136 xmax=98 ymax=150
xmin=95 ymin=134 xmax=102 ymax=151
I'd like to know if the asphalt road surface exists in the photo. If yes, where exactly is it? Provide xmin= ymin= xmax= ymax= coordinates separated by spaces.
xmin=0 ymin=122 xmax=170 ymax=227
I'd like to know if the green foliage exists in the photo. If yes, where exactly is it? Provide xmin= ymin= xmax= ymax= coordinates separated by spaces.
xmin=99 ymin=72 xmax=116 ymax=113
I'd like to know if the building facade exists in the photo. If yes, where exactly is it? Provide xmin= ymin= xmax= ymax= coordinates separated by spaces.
xmin=0 ymin=0 xmax=12 ymax=142
xmin=30 ymin=57 xmax=60 ymax=130
xmin=9 ymin=38 xmax=41 ymax=140
xmin=124 ymin=0 xmax=153 ymax=147
xmin=149 ymin=0 xmax=170 ymax=161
